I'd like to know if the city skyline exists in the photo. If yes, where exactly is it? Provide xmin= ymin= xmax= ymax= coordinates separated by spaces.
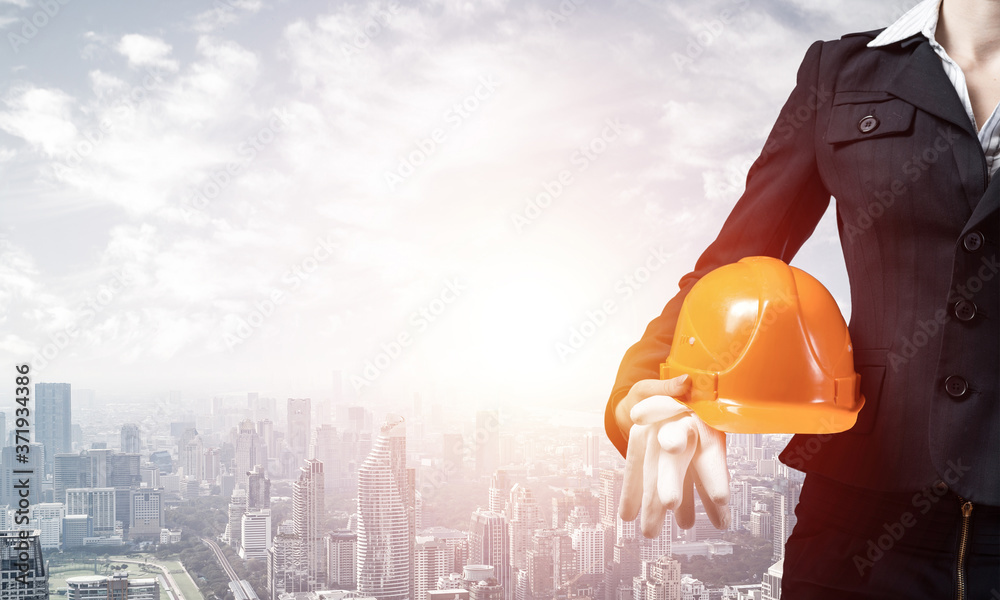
xmin=0 ymin=0 xmax=911 ymax=404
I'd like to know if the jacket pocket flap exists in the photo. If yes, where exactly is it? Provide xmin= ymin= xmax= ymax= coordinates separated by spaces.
xmin=826 ymin=95 xmax=915 ymax=144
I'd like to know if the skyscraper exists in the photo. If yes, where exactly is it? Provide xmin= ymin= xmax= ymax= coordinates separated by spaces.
xmin=508 ymin=484 xmax=540 ymax=572
xmin=1 ymin=443 xmax=43 ymax=507
xmin=356 ymin=417 xmax=413 ymax=600
xmin=36 ymin=382 xmax=72 ymax=476
xmin=469 ymin=509 xmax=510 ymax=600
xmin=293 ymin=458 xmax=325 ymax=589
xmin=286 ymin=398 xmax=311 ymax=460
xmin=235 ymin=419 xmax=262 ymax=491
xmin=120 ymin=424 xmax=141 ymax=454
xmin=66 ymin=488 xmax=116 ymax=536
xmin=415 ymin=538 xmax=449 ymax=600
xmin=129 ymin=489 xmax=164 ymax=540
xmin=240 ymin=509 xmax=272 ymax=561
xmin=326 ymin=531 xmax=357 ymax=588
xmin=311 ymin=424 xmax=340 ymax=496
xmin=0 ymin=530 xmax=48 ymax=600
xmin=247 ymin=464 xmax=271 ymax=510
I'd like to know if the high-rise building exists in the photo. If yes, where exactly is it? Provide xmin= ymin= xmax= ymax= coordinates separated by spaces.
xmin=181 ymin=435 xmax=205 ymax=482
xmin=0 ymin=412 xmax=6 ymax=449
xmin=584 ymin=432 xmax=600 ymax=477
xmin=469 ymin=509 xmax=510 ymax=600
xmin=633 ymin=556 xmax=682 ymax=600
xmin=326 ymin=531 xmax=357 ymax=588
xmin=507 ymin=484 xmax=540 ymax=572
xmin=36 ymin=382 xmax=72 ymax=477
xmin=0 ymin=530 xmax=48 ymax=600
xmin=475 ymin=411 xmax=500 ymax=476
xmin=488 ymin=470 xmax=510 ymax=514
xmin=53 ymin=453 xmax=90 ymax=503
xmin=66 ymin=488 xmax=116 ymax=537
xmin=120 ymin=424 xmax=141 ymax=454
xmin=129 ymin=489 xmax=164 ymax=540
xmin=240 ymin=509 xmax=272 ymax=561
xmin=469 ymin=577 xmax=504 ymax=600
xmin=226 ymin=489 xmax=247 ymax=549
xmin=293 ymin=459 xmax=325 ymax=589
xmin=247 ymin=464 xmax=271 ymax=510
xmin=356 ymin=417 xmax=413 ymax=600
xmin=63 ymin=515 xmax=93 ymax=549
xmin=773 ymin=478 xmax=802 ymax=561
xmin=286 ymin=399 xmax=312 ymax=459
xmin=415 ymin=538 xmax=449 ymax=600
xmin=761 ymin=559 xmax=783 ymax=600
xmin=570 ymin=522 xmax=605 ymax=586
xmin=30 ymin=503 xmax=65 ymax=550
xmin=267 ymin=520 xmax=306 ymax=600
xmin=235 ymin=420 xmax=262 ymax=491
xmin=310 ymin=424 xmax=339 ymax=497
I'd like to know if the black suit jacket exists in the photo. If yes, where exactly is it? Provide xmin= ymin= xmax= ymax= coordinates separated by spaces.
xmin=606 ymin=30 xmax=999 ymax=505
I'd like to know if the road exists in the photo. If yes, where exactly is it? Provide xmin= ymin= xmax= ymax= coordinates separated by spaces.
xmin=202 ymin=537 xmax=259 ymax=600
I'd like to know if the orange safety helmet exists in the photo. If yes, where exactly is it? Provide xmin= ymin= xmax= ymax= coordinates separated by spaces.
xmin=660 ymin=256 xmax=863 ymax=434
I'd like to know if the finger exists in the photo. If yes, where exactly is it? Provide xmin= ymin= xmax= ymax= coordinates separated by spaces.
xmin=619 ymin=424 xmax=647 ymax=521
xmin=691 ymin=422 xmax=731 ymax=529
xmin=629 ymin=374 xmax=691 ymax=404
xmin=641 ymin=431 xmax=668 ymax=538
xmin=631 ymin=395 xmax=694 ymax=425
xmin=656 ymin=417 xmax=697 ymax=509
xmin=674 ymin=468 xmax=697 ymax=529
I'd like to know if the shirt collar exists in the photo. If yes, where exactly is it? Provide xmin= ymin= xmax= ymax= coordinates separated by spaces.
xmin=868 ymin=0 xmax=942 ymax=47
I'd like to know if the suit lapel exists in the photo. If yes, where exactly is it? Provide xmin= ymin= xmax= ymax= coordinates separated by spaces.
xmin=961 ymin=172 xmax=999 ymax=237
xmin=884 ymin=36 xmax=989 ymax=215
xmin=885 ymin=38 xmax=977 ymax=138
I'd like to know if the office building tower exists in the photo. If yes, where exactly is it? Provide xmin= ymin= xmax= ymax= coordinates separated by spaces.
xmin=357 ymin=417 xmax=413 ymax=600
xmin=507 ymin=484 xmax=540 ymax=571
xmin=286 ymin=398 xmax=311 ymax=459
xmin=36 ymin=382 xmax=72 ymax=477
xmin=326 ymin=531 xmax=357 ymax=588
xmin=311 ymin=424 xmax=339 ymax=497
xmin=53 ymin=453 xmax=90 ymax=503
xmin=235 ymin=420 xmax=262 ymax=491
xmin=633 ymin=556 xmax=682 ymax=600
xmin=415 ymin=538 xmax=449 ymax=600
xmin=66 ymin=488 xmax=116 ymax=537
xmin=148 ymin=451 xmax=171 ymax=474
xmin=750 ymin=509 xmax=773 ymax=540
xmin=570 ymin=522 xmax=605 ymax=588
xmin=268 ymin=520 xmax=306 ymax=600
xmin=599 ymin=469 xmax=623 ymax=530
xmin=0 ymin=530 xmax=48 ymax=599
xmin=469 ymin=509 xmax=510 ymax=600
xmin=247 ymin=464 xmax=271 ymax=510
xmin=63 ymin=515 xmax=93 ymax=548
xmin=120 ymin=424 xmax=141 ymax=454
xmin=31 ymin=503 xmax=65 ymax=550
xmin=227 ymin=489 xmax=247 ymax=549
xmin=1 ymin=443 xmax=43 ymax=507
xmin=475 ymin=411 xmax=500 ymax=476
xmin=761 ymin=560 xmax=784 ymax=600
xmin=773 ymin=478 xmax=802 ymax=561
xmin=293 ymin=459 xmax=326 ymax=589
xmin=488 ymin=470 xmax=510 ymax=514
xmin=204 ymin=448 xmax=221 ymax=482
xmin=129 ymin=489 xmax=164 ymax=540
xmin=240 ymin=509 xmax=272 ymax=560
xmin=180 ymin=434 xmax=205 ymax=482
xmin=0 ymin=412 xmax=6 ymax=450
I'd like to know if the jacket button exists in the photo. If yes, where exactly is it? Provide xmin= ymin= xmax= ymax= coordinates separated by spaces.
xmin=933 ymin=480 xmax=949 ymax=494
xmin=858 ymin=115 xmax=879 ymax=133
xmin=962 ymin=231 xmax=984 ymax=252
xmin=953 ymin=300 xmax=977 ymax=321
xmin=944 ymin=375 xmax=968 ymax=398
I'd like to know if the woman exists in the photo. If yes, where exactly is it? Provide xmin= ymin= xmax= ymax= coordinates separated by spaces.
xmin=605 ymin=0 xmax=999 ymax=597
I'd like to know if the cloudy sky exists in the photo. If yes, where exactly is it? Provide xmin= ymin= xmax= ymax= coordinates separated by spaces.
xmin=0 ymin=0 xmax=917 ymax=409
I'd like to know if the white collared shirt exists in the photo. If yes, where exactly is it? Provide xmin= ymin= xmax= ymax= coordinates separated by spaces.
xmin=869 ymin=0 xmax=1000 ymax=178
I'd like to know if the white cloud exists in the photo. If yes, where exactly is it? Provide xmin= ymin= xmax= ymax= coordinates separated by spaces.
xmin=116 ymin=34 xmax=179 ymax=72
xmin=0 ymin=86 xmax=77 ymax=156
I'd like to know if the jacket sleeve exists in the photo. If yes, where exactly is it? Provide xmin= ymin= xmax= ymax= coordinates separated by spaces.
xmin=605 ymin=39 xmax=834 ymax=457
